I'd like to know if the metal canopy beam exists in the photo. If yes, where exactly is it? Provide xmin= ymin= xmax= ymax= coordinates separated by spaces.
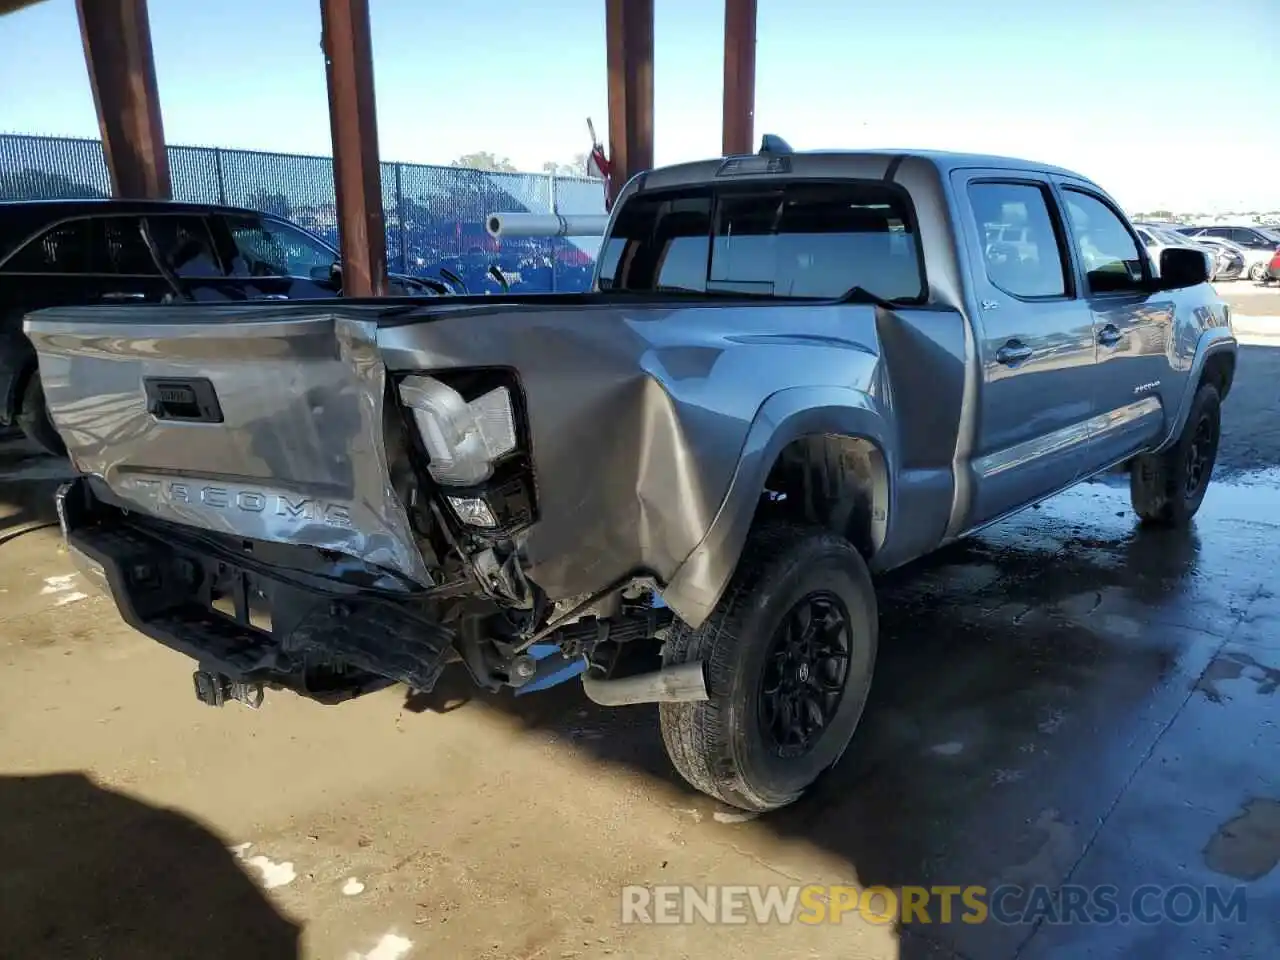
xmin=76 ymin=0 xmax=170 ymax=199
xmin=605 ymin=0 xmax=653 ymax=204
xmin=320 ymin=0 xmax=387 ymax=298
xmin=721 ymin=0 xmax=757 ymax=156
xmin=0 ymin=0 xmax=48 ymax=17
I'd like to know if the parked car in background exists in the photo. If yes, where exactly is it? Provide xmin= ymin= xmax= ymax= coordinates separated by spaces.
xmin=1267 ymin=249 xmax=1280 ymax=284
xmin=1177 ymin=235 xmax=1246 ymax=281
xmin=0 ymin=199 xmax=453 ymax=455
xmin=1134 ymin=224 xmax=1242 ymax=282
xmin=1132 ymin=223 xmax=1217 ymax=279
xmin=1177 ymin=224 xmax=1280 ymax=281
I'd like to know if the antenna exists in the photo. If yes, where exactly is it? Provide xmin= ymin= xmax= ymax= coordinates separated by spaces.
xmin=758 ymin=134 xmax=794 ymax=155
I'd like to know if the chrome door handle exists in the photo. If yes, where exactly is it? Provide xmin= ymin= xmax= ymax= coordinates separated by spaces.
xmin=100 ymin=291 xmax=147 ymax=302
xmin=254 ymin=294 xmax=290 ymax=301
xmin=995 ymin=340 xmax=1034 ymax=366
xmin=1097 ymin=324 xmax=1123 ymax=346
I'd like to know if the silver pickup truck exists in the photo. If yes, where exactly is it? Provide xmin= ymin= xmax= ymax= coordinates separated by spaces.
xmin=25 ymin=144 xmax=1236 ymax=813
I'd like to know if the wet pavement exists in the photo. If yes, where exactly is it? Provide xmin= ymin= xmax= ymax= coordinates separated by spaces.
xmin=2 ymin=347 xmax=1279 ymax=959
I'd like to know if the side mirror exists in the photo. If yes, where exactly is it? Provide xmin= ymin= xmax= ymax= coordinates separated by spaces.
xmin=1157 ymin=247 xmax=1209 ymax=290
xmin=309 ymin=262 xmax=341 ymax=285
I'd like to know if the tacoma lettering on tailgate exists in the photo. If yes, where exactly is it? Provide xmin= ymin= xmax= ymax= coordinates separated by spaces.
xmin=126 ymin=477 xmax=353 ymax=528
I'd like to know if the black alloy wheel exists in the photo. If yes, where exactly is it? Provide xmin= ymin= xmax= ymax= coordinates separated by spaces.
xmin=757 ymin=591 xmax=853 ymax=758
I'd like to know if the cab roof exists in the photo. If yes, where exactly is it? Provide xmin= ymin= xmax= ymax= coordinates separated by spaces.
xmin=635 ymin=147 xmax=1093 ymax=194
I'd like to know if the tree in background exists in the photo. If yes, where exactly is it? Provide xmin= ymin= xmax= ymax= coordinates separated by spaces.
xmin=449 ymin=152 xmax=602 ymax=178
xmin=541 ymin=154 xmax=596 ymax=178
xmin=245 ymin=191 xmax=292 ymax=220
xmin=451 ymin=152 xmax=518 ymax=173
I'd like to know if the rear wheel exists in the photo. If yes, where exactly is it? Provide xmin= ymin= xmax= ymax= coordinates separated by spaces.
xmin=1129 ymin=383 xmax=1220 ymax=527
xmin=659 ymin=522 xmax=877 ymax=812
xmin=1249 ymin=262 xmax=1268 ymax=282
xmin=15 ymin=373 xmax=65 ymax=457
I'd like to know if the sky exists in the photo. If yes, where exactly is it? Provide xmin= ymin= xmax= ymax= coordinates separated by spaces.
xmin=0 ymin=0 xmax=1276 ymax=213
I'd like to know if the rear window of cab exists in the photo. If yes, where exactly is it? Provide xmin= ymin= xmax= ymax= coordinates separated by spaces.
xmin=597 ymin=180 xmax=925 ymax=304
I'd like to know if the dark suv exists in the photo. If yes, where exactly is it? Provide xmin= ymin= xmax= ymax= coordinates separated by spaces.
xmin=0 ymin=199 xmax=447 ymax=453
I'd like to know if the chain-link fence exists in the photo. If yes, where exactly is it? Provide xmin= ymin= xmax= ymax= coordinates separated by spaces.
xmin=0 ymin=133 xmax=606 ymax=293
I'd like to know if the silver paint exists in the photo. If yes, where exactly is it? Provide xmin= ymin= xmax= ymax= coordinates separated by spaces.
xmin=23 ymin=150 xmax=1234 ymax=630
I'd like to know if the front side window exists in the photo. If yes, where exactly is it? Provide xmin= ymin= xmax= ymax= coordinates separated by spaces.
xmin=1 ymin=220 xmax=92 ymax=274
xmin=223 ymin=214 xmax=337 ymax=278
xmin=967 ymin=182 xmax=1068 ymax=299
xmin=146 ymin=215 xmax=224 ymax=278
xmin=598 ymin=180 xmax=924 ymax=302
xmin=1062 ymin=190 xmax=1146 ymax=294
xmin=1234 ymin=228 xmax=1272 ymax=249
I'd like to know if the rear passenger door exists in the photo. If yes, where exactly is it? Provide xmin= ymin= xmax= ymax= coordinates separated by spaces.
xmin=954 ymin=173 xmax=1096 ymax=528
xmin=90 ymin=215 xmax=181 ymax=305
xmin=2 ymin=215 xmax=175 ymax=312
xmin=0 ymin=218 xmax=101 ymax=415
xmin=1057 ymin=185 xmax=1171 ymax=468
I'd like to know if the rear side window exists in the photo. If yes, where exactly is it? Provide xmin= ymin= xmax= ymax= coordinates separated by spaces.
xmin=967 ymin=182 xmax=1068 ymax=299
xmin=599 ymin=181 xmax=924 ymax=302
xmin=96 ymin=216 xmax=160 ymax=275
xmin=596 ymin=194 xmax=712 ymax=294
xmin=1 ymin=220 xmax=92 ymax=273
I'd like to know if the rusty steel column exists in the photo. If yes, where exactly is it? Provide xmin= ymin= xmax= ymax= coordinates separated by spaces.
xmin=721 ymin=0 xmax=757 ymax=156
xmin=605 ymin=0 xmax=653 ymax=205
xmin=76 ymin=0 xmax=170 ymax=199
xmin=320 ymin=0 xmax=387 ymax=297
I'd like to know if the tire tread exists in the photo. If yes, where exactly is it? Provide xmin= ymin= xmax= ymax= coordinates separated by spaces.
xmin=660 ymin=521 xmax=873 ymax=812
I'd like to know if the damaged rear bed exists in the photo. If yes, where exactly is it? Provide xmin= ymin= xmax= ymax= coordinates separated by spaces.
xmin=25 ymin=293 xmax=782 ymax=704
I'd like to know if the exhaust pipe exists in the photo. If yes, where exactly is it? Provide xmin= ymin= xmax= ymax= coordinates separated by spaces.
xmin=581 ymin=660 xmax=709 ymax=707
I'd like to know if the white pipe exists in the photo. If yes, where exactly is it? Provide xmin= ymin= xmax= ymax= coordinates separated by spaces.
xmin=485 ymin=212 xmax=609 ymax=239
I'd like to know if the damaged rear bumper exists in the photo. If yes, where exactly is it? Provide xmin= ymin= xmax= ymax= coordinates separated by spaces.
xmin=56 ymin=478 xmax=709 ymax=707
xmin=57 ymin=478 xmax=454 ymax=703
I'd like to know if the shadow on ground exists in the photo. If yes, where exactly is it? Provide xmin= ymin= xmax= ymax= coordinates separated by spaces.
xmin=0 ymin=773 xmax=300 ymax=959
xmin=0 ymin=432 xmax=69 ymax=543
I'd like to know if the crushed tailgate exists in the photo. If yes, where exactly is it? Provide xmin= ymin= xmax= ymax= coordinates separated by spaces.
xmin=24 ymin=303 xmax=432 ymax=585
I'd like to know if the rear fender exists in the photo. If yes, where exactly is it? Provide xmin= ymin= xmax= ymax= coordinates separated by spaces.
xmin=661 ymin=385 xmax=893 ymax=628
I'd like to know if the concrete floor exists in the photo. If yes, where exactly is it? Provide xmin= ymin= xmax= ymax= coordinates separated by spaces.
xmin=2 ymin=347 xmax=1279 ymax=960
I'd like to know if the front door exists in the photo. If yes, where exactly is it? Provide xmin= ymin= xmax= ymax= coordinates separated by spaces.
xmin=953 ymin=173 xmax=1097 ymax=530
xmin=211 ymin=212 xmax=339 ymax=300
xmin=1057 ymin=185 xmax=1172 ymax=470
xmin=143 ymin=213 xmax=240 ymax=302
